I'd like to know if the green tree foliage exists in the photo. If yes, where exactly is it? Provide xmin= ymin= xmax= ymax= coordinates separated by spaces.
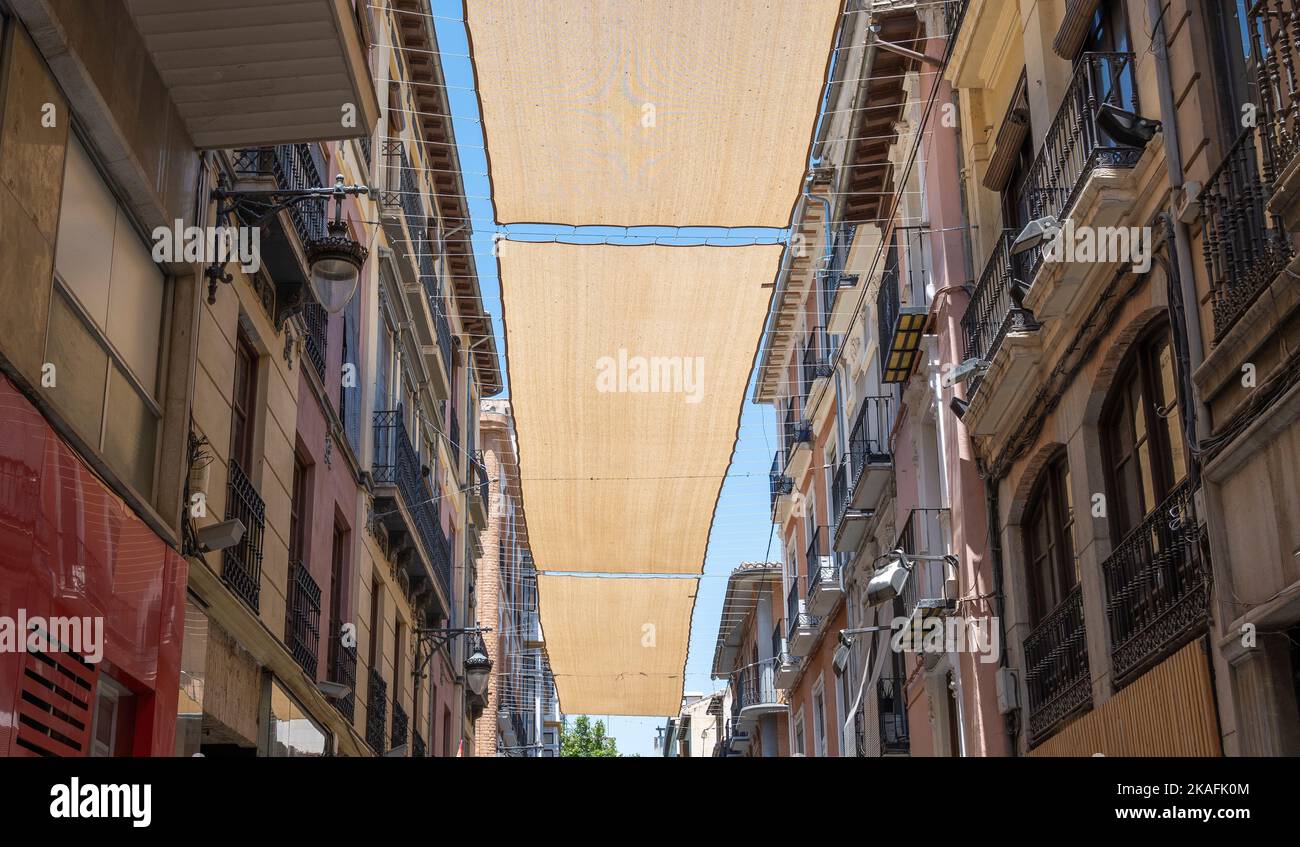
xmin=559 ymin=715 xmax=621 ymax=757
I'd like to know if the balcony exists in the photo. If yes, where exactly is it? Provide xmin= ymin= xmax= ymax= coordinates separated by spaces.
xmin=823 ymin=222 xmax=861 ymax=334
xmin=1250 ymin=0 xmax=1300 ymax=200
xmin=121 ymin=0 xmax=378 ymax=149
xmin=769 ymin=450 xmax=793 ymax=516
xmin=222 ymin=459 xmax=265 ymax=612
xmin=413 ymin=730 xmax=426 ymax=759
xmin=780 ymin=400 xmax=813 ymax=484
xmin=959 ymin=232 xmax=1042 ymax=435
xmin=895 ymin=508 xmax=953 ymax=624
xmin=469 ymin=449 xmax=490 ymax=527
xmin=1025 ymin=584 xmax=1091 ymax=746
xmin=366 ymin=667 xmax=388 ymax=754
xmin=832 ymin=395 xmax=894 ymax=551
xmin=372 ymin=410 xmax=453 ymax=612
xmin=327 ymin=622 xmax=357 ymax=723
xmin=737 ymin=658 xmax=787 ymax=724
xmin=1021 ymin=53 xmax=1150 ymax=319
xmin=805 ymin=527 xmax=844 ymax=616
xmin=878 ymin=226 xmax=933 ymax=383
xmin=774 ymin=650 xmax=799 ymax=689
xmin=722 ymin=717 xmax=750 ymax=756
xmin=786 ymin=588 xmax=820 ymax=658
xmin=285 ymin=561 xmax=321 ymax=679
xmin=1200 ymin=126 xmax=1292 ymax=340
xmin=391 ymin=701 xmax=409 ymax=753
xmin=877 ymin=676 xmax=910 ymax=755
xmin=1103 ymin=481 xmax=1209 ymax=685
xmin=800 ymin=327 xmax=834 ymax=408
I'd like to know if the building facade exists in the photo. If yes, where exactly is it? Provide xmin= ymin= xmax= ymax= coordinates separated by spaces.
xmin=471 ymin=399 xmax=559 ymax=757
xmin=0 ymin=0 xmax=500 ymax=757
xmin=710 ymin=562 xmax=789 ymax=757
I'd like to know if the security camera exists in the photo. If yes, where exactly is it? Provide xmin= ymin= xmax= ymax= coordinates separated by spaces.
xmin=865 ymin=553 xmax=910 ymax=606
xmin=196 ymin=518 xmax=246 ymax=553
xmin=941 ymin=357 xmax=988 ymax=388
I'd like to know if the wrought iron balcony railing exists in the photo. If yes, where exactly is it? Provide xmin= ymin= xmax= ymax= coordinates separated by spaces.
xmin=432 ymin=298 xmax=455 ymax=375
xmin=769 ymin=450 xmax=793 ymax=512
xmin=412 ymin=729 xmax=426 ymax=758
xmin=1200 ymin=126 xmax=1293 ymax=339
xmin=895 ymin=507 xmax=950 ymax=619
xmin=391 ymin=701 xmax=409 ymax=752
xmin=878 ymin=226 xmax=932 ymax=383
xmin=737 ymin=657 xmax=780 ymax=709
xmin=805 ymin=526 xmax=837 ymax=593
xmin=301 ymin=301 xmax=328 ymax=382
xmin=878 ymin=675 xmax=910 ymax=754
xmin=231 ymin=144 xmax=327 ymax=246
xmin=833 ymin=395 xmax=894 ymax=527
xmin=222 ymin=459 xmax=265 ymax=611
xmin=366 ymin=667 xmax=387 ymax=754
xmin=786 ymin=588 xmax=820 ymax=642
xmin=471 ymin=449 xmax=490 ymax=510
xmin=1103 ymin=481 xmax=1208 ymax=684
xmin=1249 ymin=0 xmax=1300 ymax=180
xmin=942 ymin=0 xmax=970 ymax=43
xmin=781 ymin=400 xmax=812 ymax=460
xmin=1024 ymin=583 xmax=1091 ymax=745
xmin=372 ymin=409 xmax=453 ymax=596
xmin=820 ymin=221 xmax=859 ymax=317
xmin=800 ymin=327 xmax=833 ymax=397
xmin=285 ymin=561 xmax=321 ymax=679
xmin=327 ymin=622 xmax=357 ymax=722
xmin=961 ymin=232 xmax=1038 ymax=387
xmin=1021 ymin=52 xmax=1143 ymax=239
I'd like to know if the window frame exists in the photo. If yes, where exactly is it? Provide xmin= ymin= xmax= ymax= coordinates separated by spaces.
xmin=1021 ymin=449 xmax=1077 ymax=625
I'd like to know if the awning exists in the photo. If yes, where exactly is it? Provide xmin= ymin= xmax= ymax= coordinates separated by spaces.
xmin=538 ymin=574 xmax=697 ymax=717
xmin=499 ymin=240 xmax=779 ymax=574
xmin=466 ymin=0 xmax=842 ymax=227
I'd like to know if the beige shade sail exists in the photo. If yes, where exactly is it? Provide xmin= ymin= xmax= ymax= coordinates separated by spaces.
xmin=500 ymin=240 xmax=780 ymax=574
xmin=538 ymin=574 xmax=697 ymax=716
xmin=466 ymin=0 xmax=842 ymax=227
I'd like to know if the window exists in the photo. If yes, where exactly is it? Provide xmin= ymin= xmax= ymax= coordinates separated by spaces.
xmin=340 ymin=293 xmax=362 ymax=453
xmin=48 ymin=136 xmax=166 ymax=500
xmin=793 ymin=708 xmax=806 ymax=756
xmin=1102 ymin=326 xmax=1186 ymax=543
xmin=230 ymin=329 xmax=258 ymax=472
xmin=265 ymin=678 xmax=327 ymax=757
xmin=289 ymin=455 xmax=309 ymax=563
xmin=1022 ymin=450 xmax=1077 ymax=623
xmin=394 ymin=620 xmax=406 ymax=706
xmin=328 ymin=523 xmax=348 ymax=672
xmin=812 ymin=680 xmax=828 ymax=757
xmin=1205 ymin=0 xmax=1257 ymax=148
xmin=90 ymin=676 xmax=135 ymax=757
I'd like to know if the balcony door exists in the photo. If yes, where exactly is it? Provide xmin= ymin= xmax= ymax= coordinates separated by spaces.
xmin=1022 ymin=450 xmax=1077 ymax=625
xmin=1076 ymin=0 xmax=1134 ymax=115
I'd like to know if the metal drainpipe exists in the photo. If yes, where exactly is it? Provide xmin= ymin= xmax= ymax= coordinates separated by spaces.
xmin=1146 ymin=0 xmax=1211 ymax=446
xmin=982 ymin=471 xmax=1018 ymax=755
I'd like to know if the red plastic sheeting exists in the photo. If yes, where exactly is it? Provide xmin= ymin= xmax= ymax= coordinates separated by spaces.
xmin=0 ymin=373 xmax=186 ymax=756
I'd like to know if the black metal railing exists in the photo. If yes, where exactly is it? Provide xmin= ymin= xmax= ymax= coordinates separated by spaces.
xmin=222 ymin=459 xmax=265 ymax=611
xmin=769 ymin=450 xmax=792 ymax=512
xmin=895 ymin=507 xmax=949 ymax=619
xmin=786 ymin=587 xmax=819 ymax=642
xmin=366 ymin=667 xmax=387 ymax=754
xmin=328 ymin=622 xmax=357 ymax=722
xmin=432 ymin=299 xmax=455 ymax=374
xmin=1103 ymin=481 xmax=1208 ymax=683
xmin=878 ymin=226 xmax=933 ymax=380
xmin=231 ymin=144 xmax=326 ymax=246
xmin=373 ymin=409 xmax=453 ymax=595
xmin=878 ymin=676 xmax=910 ymax=754
xmin=285 ymin=561 xmax=321 ymax=679
xmin=738 ymin=657 xmax=780 ymax=709
xmin=449 ymin=414 xmax=461 ymax=462
xmin=830 ymin=451 xmax=851 ymax=529
xmin=820 ymin=221 xmax=860 ymax=317
xmin=391 ymin=701 xmax=409 ymax=752
xmin=781 ymin=400 xmax=811 ymax=459
xmin=302 ymin=301 xmax=328 ymax=382
xmin=1021 ymin=52 xmax=1143 ymax=236
xmin=471 ymin=449 xmax=490 ymax=510
xmin=359 ymin=135 xmax=372 ymax=171
xmin=806 ymin=526 xmax=836 ymax=594
xmin=1201 ymin=126 xmax=1293 ymax=339
xmin=412 ymin=730 xmax=426 ymax=758
xmin=943 ymin=0 xmax=970 ymax=44
xmin=1024 ymin=584 xmax=1091 ymax=745
xmin=961 ymin=232 xmax=1039 ymax=383
xmin=1249 ymin=0 xmax=1300 ymax=179
xmin=800 ymin=328 xmax=833 ymax=397
xmin=837 ymin=396 xmax=894 ymax=526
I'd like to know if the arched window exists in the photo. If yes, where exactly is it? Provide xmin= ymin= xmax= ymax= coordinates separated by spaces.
xmin=1022 ymin=450 xmax=1077 ymax=624
xmin=1102 ymin=325 xmax=1187 ymax=543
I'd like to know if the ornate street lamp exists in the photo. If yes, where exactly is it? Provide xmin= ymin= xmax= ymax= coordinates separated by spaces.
xmin=206 ymin=171 xmax=369 ymax=317
xmin=463 ymin=635 xmax=493 ymax=698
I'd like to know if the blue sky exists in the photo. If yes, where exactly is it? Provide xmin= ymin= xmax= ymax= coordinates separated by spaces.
xmin=431 ymin=1 xmax=782 ymax=757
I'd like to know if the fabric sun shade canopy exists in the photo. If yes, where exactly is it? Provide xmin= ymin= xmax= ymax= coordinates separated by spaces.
xmin=466 ymin=0 xmax=842 ymax=227
xmin=500 ymin=241 xmax=779 ymax=574
xmin=538 ymin=574 xmax=697 ymax=716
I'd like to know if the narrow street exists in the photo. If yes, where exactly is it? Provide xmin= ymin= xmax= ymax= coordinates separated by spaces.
xmin=0 ymin=0 xmax=1295 ymax=826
